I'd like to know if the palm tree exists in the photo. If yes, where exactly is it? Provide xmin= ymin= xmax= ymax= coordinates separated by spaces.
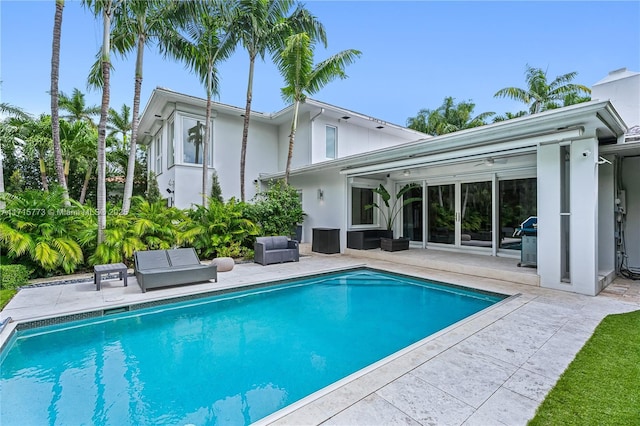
xmin=229 ymin=0 xmax=327 ymax=201
xmin=50 ymin=0 xmax=68 ymax=202
xmin=59 ymin=119 xmax=92 ymax=183
xmin=494 ymin=64 xmax=591 ymax=114
xmin=83 ymin=0 xmax=119 ymax=244
xmin=16 ymin=114 xmax=53 ymax=191
xmin=59 ymin=88 xmax=100 ymax=125
xmin=0 ymin=103 xmax=29 ymax=199
xmin=108 ymin=0 xmax=191 ymax=215
xmin=406 ymin=97 xmax=495 ymax=136
xmin=162 ymin=2 xmax=233 ymax=206
xmin=492 ymin=111 xmax=527 ymax=123
xmin=275 ymin=32 xmax=360 ymax=183
xmin=107 ymin=104 xmax=131 ymax=151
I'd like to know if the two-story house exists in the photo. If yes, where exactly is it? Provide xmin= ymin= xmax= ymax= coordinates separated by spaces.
xmin=138 ymin=69 xmax=639 ymax=297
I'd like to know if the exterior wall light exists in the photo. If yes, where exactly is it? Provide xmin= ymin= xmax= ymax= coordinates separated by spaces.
xmin=317 ymin=189 xmax=324 ymax=200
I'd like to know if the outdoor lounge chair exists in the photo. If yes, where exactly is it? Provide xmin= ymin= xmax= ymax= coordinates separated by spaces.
xmin=134 ymin=248 xmax=217 ymax=292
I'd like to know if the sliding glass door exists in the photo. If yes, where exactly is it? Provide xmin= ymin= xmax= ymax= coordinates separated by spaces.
xmin=402 ymin=183 xmax=423 ymax=242
xmin=427 ymin=181 xmax=493 ymax=250
xmin=427 ymin=184 xmax=456 ymax=245
xmin=460 ymin=181 xmax=493 ymax=249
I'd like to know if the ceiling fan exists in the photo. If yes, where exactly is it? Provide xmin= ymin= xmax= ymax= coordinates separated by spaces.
xmin=474 ymin=157 xmax=508 ymax=167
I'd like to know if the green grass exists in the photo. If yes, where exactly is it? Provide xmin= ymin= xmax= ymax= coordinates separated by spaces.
xmin=529 ymin=309 xmax=640 ymax=426
xmin=0 ymin=288 xmax=17 ymax=310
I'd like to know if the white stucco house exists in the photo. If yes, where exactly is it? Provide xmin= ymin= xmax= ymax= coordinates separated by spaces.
xmin=138 ymin=68 xmax=639 ymax=296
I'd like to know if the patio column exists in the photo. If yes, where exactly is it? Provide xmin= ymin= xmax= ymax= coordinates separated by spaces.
xmin=570 ymin=137 xmax=599 ymax=296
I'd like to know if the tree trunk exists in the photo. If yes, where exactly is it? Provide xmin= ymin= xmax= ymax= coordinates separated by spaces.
xmin=203 ymin=67 xmax=213 ymax=206
xmin=79 ymin=164 xmax=93 ymax=205
xmin=240 ymin=53 xmax=256 ymax=202
xmin=122 ymin=30 xmax=145 ymax=215
xmin=285 ymin=100 xmax=300 ymax=184
xmin=39 ymin=157 xmax=49 ymax=191
xmin=97 ymin=2 xmax=112 ymax=244
xmin=50 ymin=0 xmax=68 ymax=204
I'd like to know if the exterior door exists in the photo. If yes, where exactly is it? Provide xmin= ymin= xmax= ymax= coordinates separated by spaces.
xmin=427 ymin=181 xmax=493 ymax=250
xmin=427 ymin=184 xmax=456 ymax=245
xmin=402 ymin=183 xmax=423 ymax=242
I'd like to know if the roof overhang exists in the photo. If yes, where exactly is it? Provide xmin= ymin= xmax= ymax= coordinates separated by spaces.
xmin=260 ymin=100 xmax=628 ymax=181
xmin=137 ymin=88 xmax=430 ymax=145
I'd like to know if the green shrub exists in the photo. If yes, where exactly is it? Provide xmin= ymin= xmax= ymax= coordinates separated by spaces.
xmin=0 ymin=187 xmax=86 ymax=276
xmin=184 ymin=198 xmax=259 ymax=259
xmin=0 ymin=264 xmax=30 ymax=289
xmin=245 ymin=180 xmax=305 ymax=237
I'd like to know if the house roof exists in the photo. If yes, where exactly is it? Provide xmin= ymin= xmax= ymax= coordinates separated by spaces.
xmin=593 ymin=68 xmax=640 ymax=86
xmin=137 ymin=87 xmax=429 ymax=144
xmin=260 ymin=100 xmax=629 ymax=180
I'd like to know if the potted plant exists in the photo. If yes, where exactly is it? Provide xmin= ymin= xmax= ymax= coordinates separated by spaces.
xmin=366 ymin=183 xmax=421 ymax=251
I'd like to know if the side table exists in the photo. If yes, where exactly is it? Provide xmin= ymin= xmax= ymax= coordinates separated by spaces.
xmin=94 ymin=263 xmax=128 ymax=291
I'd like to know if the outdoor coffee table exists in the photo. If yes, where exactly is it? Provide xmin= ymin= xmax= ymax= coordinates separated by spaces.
xmin=94 ymin=263 xmax=128 ymax=291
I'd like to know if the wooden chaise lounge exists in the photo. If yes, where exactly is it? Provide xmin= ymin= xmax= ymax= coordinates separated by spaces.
xmin=134 ymin=248 xmax=217 ymax=293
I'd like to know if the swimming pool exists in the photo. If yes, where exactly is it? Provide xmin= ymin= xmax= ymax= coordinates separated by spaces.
xmin=0 ymin=268 xmax=505 ymax=425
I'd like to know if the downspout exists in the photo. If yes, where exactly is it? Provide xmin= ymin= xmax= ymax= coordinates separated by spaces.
xmin=310 ymin=108 xmax=324 ymax=164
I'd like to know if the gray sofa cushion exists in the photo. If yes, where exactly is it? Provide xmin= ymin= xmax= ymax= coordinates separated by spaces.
xmin=166 ymin=248 xmax=201 ymax=266
xmin=135 ymin=250 xmax=170 ymax=269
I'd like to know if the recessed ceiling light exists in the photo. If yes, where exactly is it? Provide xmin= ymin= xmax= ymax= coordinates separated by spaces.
xmin=376 ymin=126 xmax=384 ymax=129
xmin=154 ymin=114 xmax=162 ymax=118
xmin=341 ymin=116 xmax=351 ymax=120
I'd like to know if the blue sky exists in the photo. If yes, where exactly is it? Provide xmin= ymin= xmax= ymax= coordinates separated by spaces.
xmin=1 ymin=1 xmax=639 ymax=127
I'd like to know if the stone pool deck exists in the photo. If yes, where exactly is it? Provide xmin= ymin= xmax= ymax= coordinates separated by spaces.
xmin=1 ymin=254 xmax=638 ymax=425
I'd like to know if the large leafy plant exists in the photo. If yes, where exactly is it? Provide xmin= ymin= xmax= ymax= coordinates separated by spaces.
xmin=366 ymin=183 xmax=421 ymax=232
xmin=184 ymin=198 xmax=259 ymax=259
xmin=0 ymin=187 xmax=86 ymax=275
xmin=245 ymin=181 xmax=305 ymax=237
xmin=80 ymin=196 xmax=188 ymax=265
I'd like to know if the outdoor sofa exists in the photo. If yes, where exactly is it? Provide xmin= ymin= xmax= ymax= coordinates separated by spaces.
xmin=134 ymin=248 xmax=217 ymax=293
xmin=254 ymin=236 xmax=299 ymax=265
xmin=346 ymin=229 xmax=393 ymax=250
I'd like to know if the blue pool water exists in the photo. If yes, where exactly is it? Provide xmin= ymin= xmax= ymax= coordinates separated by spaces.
xmin=0 ymin=269 xmax=504 ymax=425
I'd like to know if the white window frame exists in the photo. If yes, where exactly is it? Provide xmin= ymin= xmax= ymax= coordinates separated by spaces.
xmin=325 ymin=125 xmax=337 ymax=159
xmin=154 ymin=131 xmax=162 ymax=175
xmin=168 ymin=118 xmax=175 ymax=168
xmin=180 ymin=113 xmax=213 ymax=167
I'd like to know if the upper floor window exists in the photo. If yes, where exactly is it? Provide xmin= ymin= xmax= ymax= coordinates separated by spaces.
xmin=182 ymin=116 xmax=211 ymax=165
xmin=326 ymin=125 xmax=337 ymax=159
xmin=154 ymin=132 xmax=162 ymax=174
xmin=168 ymin=120 xmax=175 ymax=167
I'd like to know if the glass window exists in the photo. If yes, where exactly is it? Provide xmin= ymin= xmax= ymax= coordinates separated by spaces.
xmin=168 ymin=120 xmax=175 ymax=167
xmin=326 ymin=126 xmax=337 ymax=159
xmin=499 ymin=178 xmax=537 ymax=250
xmin=351 ymin=187 xmax=374 ymax=225
xmin=154 ymin=133 xmax=162 ymax=174
xmin=182 ymin=116 xmax=211 ymax=165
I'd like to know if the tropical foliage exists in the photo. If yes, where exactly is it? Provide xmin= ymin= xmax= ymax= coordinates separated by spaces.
xmin=245 ymin=180 xmax=305 ymax=237
xmin=0 ymin=187 xmax=86 ymax=275
xmin=494 ymin=64 xmax=591 ymax=114
xmin=407 ymin=97 xmax=494 ymax=136
xmin=366 ymin=183 xmax=421 ymax=231
xmin=83 ymin=196 xmax=188 ymax=265
xmin=229 ymin=0 xmax=327 ymax=201
xmin=184 ymin=198 xmax=259 ymax=259
xmin=275 ymin=31 xmax=361 ymax=182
